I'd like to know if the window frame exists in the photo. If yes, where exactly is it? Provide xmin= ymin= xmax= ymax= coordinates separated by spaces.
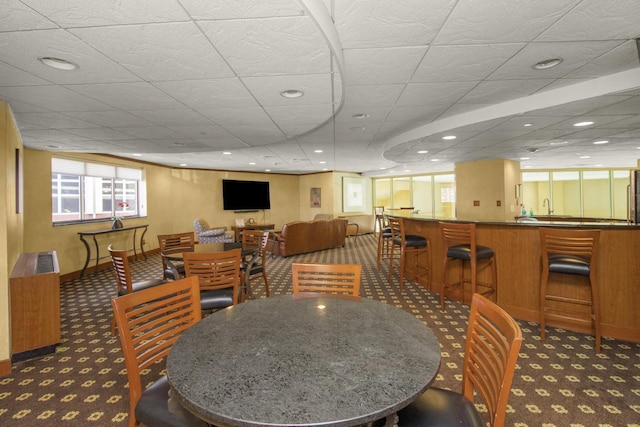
xmin=51 ymin=157 xmax=146 ymax=226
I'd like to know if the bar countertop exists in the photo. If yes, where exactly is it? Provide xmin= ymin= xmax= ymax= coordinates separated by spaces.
xmin=387 ymin=211 xmax=639 ymax=228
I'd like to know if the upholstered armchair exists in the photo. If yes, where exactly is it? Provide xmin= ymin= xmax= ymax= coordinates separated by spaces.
xmin=193 ymin=218 xmax=234 ymax=243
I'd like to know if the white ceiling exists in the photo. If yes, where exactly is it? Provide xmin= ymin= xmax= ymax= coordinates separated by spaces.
xmin=2 ymin=0 xmax=640 ymax=176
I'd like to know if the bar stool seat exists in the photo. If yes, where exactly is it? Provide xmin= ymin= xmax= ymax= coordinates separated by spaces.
xmin=539 ymin=227 xmax=601 ymax=353
xmin=440 ymin=222 xmax=497 ymax=311
xmin=388 ymin=217 xmax=430 ymax=291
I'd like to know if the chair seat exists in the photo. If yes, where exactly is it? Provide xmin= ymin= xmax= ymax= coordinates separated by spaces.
xmin=548 ymin=254 xmax=590 ymax=276
xmin=394 ymin=234 xmax=427 ymax=248
xmin=447 ymin=244 xmax=494 ymax=260
xmin=200 ymin=289 xmax=235 ymax=311
xmin=395 ymin=387 xmax=484 ymax=427
xmin=119 ymin=278 xmax=166 ymax=296
xmin=164 ymin=264 xmax=186 ymax=279
xmin=135 ymin=376 xmax=210 ymax=427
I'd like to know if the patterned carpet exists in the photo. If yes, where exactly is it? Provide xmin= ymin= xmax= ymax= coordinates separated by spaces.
xmin=1 ymin=234 xmax=639 ymax=426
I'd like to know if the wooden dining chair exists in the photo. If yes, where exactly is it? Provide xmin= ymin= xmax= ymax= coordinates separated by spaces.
xmin=108 ymin=244 xmax=167 ymax=335
xmin=183 ymin=248 xmax=242 ymax=312
xmin=291 ymin=262 xmax=361 ymax=297
xmin=391 ymin=293 xmax=522 ymax=427
xmin=241 ymin=230 xmax=270 ymax=297
xmin=111 ymin=276 xmax=208 ymax=427
xmin=157 ymin=232 xmax=195 ymax=280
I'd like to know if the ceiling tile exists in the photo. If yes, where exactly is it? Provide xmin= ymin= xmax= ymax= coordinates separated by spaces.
xmin=20 ymin=0 xmax=190 ymax=27
xmin=70 ymin=23 xmax=234 ymax=81
xmin=242 ymin=74 xmax=333 ymax=106
xmin=334 ymin=0 xmax=455 ymax=48
xmin=344 ymin=46 xmax=427 ymax=85
xmin=199 ymin=17 xmax=330 ymax=77
xmin=154 ymin=78 xmax=259 ymax=109
xmin=435 ymin=0 xmax=580 ymax=44
xmin=0 ymin=29 xmax=141 ymax=84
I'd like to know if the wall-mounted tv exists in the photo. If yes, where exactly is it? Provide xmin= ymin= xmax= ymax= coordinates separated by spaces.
xmin=222 ymin=179 xmax=271 ymax=211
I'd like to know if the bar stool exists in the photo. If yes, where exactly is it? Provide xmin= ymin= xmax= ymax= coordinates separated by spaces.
xmin=440 ymin=222 xmax=497 ymax=312
xmin=539 ymin=228 xmax=601 ymax=353
xmin=376 ymin=213 xmax=392 ymax=269
xmin=388 ymin=217 xmax=430 ymax=291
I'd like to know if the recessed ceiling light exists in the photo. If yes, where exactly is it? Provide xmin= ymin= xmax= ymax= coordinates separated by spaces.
xmin=280 ymin=89 xmax=304 ymax=99
xmin=520 ymin=157 xmax=530 ymax=160
xmin=417 ymin=150 xmax=428 ymax=154
xmin=523 ymin=123 xmax=532 ymax=127
xmin=249 ymin=162 xmax=256 ymax=165
xmin=430 ymin=159 xmax=440 ymax=162
xmin=132 ymin=153 xmax=142 ymax=157
xmin=265 ymin=169 xmax=271 ymax=172
xmin=319 ymin=161 xmax=326 ymax=164
xmin=314 ymin=149 xmax=323 ymax=153
xmin=404 ymin=169 xmax=411 ymax=173
xmin=322 ymin=168 xmax=328 ymax=171
xmin=222 ymin=151 xmax=231 ymax=155
xmin=442 ymin=135 xmax=456 ymax=140
xmin=579 ymin=155 xmax=591 ymax=159
xmin=352 ymin=113 xmax=370 ymax=119
xmin=38 ymin=56 xmax=78 ymax=71
xmin=549 ymin=141 xmax=567 ymax=146
xmin=593 ymin=140 xmax=609 ymax=145
xmin=533 ymin=58 xmax=563 ymax=70
xmin=179 ymin=163 xmax=187 ymax=167
xmin=573 ymin=121 xmax=594 ymax=127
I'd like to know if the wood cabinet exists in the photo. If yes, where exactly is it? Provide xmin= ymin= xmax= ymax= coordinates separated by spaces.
xmin=10 ymin=251 xmax=61 ymax=362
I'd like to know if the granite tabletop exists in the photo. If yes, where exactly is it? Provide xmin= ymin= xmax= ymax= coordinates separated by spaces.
xmin=167 ymin=294 xmax=441 ymax=427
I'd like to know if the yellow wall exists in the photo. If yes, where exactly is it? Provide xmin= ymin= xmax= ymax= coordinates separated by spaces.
xmin=1 ymin=102 xmax=24 ymax=363
xmin=23 ymin=150 xmax=302 ymax=275
xmin=298 ymin=172 xmax=373 ymax=220
xmin=455 ymin=158 xmax=521 ymax=221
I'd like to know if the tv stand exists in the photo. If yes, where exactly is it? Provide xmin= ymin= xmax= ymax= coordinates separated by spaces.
xmin=231 ymin=223 xmax=275 ymax=242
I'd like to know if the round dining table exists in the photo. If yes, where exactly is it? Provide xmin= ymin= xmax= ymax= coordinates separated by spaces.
xmin=167 ymin=294 xmax=441 ymax=427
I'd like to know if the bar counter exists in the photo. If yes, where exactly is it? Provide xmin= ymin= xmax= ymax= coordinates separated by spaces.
xmin=389 ymin=213 xmax=640 ymax=344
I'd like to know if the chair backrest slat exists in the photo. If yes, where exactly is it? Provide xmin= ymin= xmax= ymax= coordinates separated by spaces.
xmin=111 ymin=276 xmax=201 ymax=427
xmin=462 ymin=294 xmax=523 ymax=427
xmin=183 ymin=249 xmax=241 ymax=305
xmin=292 ymin=262 xmax=361 ymax=297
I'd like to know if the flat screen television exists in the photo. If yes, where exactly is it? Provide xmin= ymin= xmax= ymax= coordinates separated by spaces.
xmin=222 ymin=179 xmax=271 ymax=211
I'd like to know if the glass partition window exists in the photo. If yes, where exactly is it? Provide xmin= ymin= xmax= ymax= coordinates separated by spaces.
xmin=52 ymin=158 xmax=144 ymax=224
xmin=434 ymin=174 xmax=455 ymax=219
xmin=392 ymin=177 xmax=412 ymax=209
xmin=374 ymin=174 xmax=455 ymax=219
xmin=582 ymin=171 xmax=611 ymax=218
xmin=412 ymin=176 xmax=433 ymax=216
xmin=522 ymin=169 xmax=630 ymax=219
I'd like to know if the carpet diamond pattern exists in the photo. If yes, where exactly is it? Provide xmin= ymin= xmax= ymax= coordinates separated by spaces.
xmin=1 ymin=234 xmax=639 ymax=426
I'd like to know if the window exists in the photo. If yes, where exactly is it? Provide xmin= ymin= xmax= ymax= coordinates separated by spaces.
xmin=522 ymin=169 xmax=630 ymax=219
xmin=373 ymin=173 xmax=455 ymax=219
xmin=52 ymin=158 xmax=145 ymax=224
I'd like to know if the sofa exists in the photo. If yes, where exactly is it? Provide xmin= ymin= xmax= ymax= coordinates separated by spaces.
xmin=269 ymin=218 xmax=348 ymax=257
xmin=193 ymin=218 xmax=234 ymax=243
xmin=338 ymin=214 xmax=375 ymax=236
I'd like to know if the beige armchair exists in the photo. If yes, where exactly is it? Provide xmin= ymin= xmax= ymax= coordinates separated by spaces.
xmin=192 ymin=218 xmax=233 ymax=243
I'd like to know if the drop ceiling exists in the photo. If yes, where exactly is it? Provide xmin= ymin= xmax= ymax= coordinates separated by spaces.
xmin=1 ymin=0 xmax=640 ymax=176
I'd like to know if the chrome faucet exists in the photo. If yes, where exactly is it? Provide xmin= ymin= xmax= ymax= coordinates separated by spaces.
xmin=542 ymin=198 xmax=553 ymax=215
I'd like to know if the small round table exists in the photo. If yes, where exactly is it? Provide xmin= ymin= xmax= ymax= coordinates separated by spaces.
xmin=167 ymin=295 xmax=441 ymax=427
